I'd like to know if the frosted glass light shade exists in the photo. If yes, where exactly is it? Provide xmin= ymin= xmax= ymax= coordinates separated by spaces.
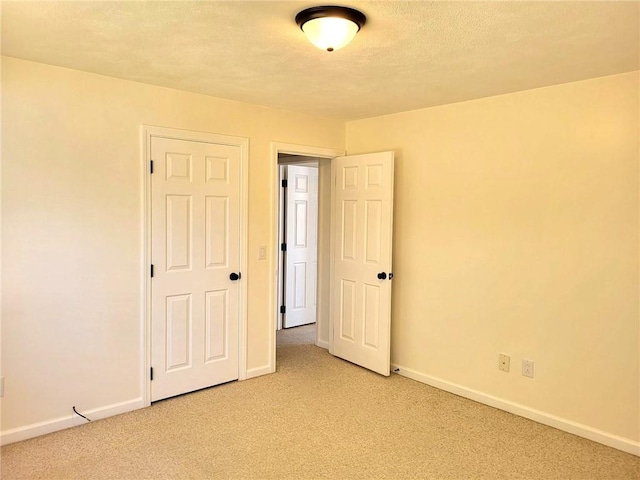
xmin=295 ymin=6 xmax=367 ymax=52
xmin=302 ymin=16 xmax=360 ymax=52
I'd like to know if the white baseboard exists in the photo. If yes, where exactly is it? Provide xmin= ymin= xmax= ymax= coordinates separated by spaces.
xmin=316 ymin=339 xmax=329 ymax=349
xmin=245 ymin=364 xmax=274 ymax=379
xmin=1 ymin=397 xmax=145 ymax=446
xmin=391 ymin=363 xmax=640 ymax=457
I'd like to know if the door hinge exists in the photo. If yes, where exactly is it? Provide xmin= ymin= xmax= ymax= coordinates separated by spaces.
xmin=150 ymin=160 xmax=154 ymax=174
xmin=281 ymin=179 xmax=288 ymax=188
xmin=150 ymin=264 xmax=154 ymax=278
xmin=150 ymin=367 xmax=154 ymax=381
xmin=281 ymin=243 xmax=287 ymax=252
xmin=280 ymin=305 xmax=286 ymax=314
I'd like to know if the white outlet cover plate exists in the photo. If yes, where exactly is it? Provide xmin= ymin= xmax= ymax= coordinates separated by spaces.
xmin=522 ymin=359 xmax=535 ymax=378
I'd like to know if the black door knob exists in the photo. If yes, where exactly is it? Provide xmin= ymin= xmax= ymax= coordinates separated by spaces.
xmin=377 ymin=272 xmax=387 ymax=280
xmin=229 ymin=272 xmax=241 ymax=281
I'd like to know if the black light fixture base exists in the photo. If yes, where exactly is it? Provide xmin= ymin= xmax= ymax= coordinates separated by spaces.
xmin=295 ymin=5 xmax=367 ymax=31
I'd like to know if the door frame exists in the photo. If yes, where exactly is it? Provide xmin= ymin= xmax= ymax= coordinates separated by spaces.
xmin=142 ymin=125 xmax=249 ymax=406
xmin=270 ymin=143 xmax=344 ymax=370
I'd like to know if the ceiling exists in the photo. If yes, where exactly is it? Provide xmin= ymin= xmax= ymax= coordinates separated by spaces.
xmin=2 ymin=1 xmax=638 ymax=121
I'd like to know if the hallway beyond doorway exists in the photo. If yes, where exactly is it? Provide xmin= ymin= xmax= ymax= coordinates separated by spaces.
xmin=276 ymin=323 xmax=316 ymax=347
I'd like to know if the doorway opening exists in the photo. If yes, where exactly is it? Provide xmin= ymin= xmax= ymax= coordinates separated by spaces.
xmin=277 ymin=155 xmax=319 ymax=339
xmin=270 ymin=144 xmax=395 ymax=377
xmin=270 ymin=143 xmax=344 ymax=371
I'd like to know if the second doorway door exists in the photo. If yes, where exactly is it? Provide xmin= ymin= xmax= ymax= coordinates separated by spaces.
xmin=282 ymin=164 xmax=318 ymax=329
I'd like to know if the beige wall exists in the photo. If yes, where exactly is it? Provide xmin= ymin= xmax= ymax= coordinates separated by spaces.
xmin=3 ymin=55 xmax=638 ymax=450
xmin=1 ymin=57 xmax=344 ymax=434
xmin=347 ymin=72 xmax=639 ymax=443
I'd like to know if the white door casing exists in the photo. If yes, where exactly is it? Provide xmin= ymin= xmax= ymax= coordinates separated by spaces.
xmin=271 ymin=143 xmax=344 ymax=362
xmin=283 ymin=165 xmax=318 ymax=328
xmin=148 ymin=130 xmax=246 ymax=402
xmin=331 ymin=151 xmax=394 ymax=376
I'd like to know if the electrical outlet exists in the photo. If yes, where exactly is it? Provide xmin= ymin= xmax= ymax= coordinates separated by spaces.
xmin=522 ymin=359 xmax=534 ymax=378
xmin=0 ymin=377 xmax=5 ymax=397
xmin=498 ymin=353 xmax=510 ymax=372
xmin=258 ymin=245 xmax=266 ymax=260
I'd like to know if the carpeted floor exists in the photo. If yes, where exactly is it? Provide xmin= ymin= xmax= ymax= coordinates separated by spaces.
xmin=2 ymin=323 xmax=638 ymax=479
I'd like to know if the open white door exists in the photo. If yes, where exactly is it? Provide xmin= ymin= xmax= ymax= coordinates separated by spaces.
xmin=283 ymin=165 xmax=318 ymax=328
xmin=331 ymin=151 xmax=394 ymax=376
xmin=151 ymin=136 xmax=241 ymax=401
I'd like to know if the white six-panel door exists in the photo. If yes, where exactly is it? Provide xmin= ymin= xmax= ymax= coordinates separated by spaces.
xmin=151 ymin=136 xmax=241 ymax=401
xmin=331 ymin=152 xmax=394 ymax=376
xmin=283 ymin=165 xmax=318 ymax=328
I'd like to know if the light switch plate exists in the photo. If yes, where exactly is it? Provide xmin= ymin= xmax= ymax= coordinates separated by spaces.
xmin=499 ymin=353 xmax=510 ymax=372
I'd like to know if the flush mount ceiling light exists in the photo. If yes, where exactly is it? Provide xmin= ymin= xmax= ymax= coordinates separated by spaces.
xmin=295 ymin=5 xmax=366 ymax=52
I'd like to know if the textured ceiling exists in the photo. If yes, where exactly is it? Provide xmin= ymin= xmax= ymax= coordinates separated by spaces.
xmin=2 ymin=1 xmax=638 ymax=120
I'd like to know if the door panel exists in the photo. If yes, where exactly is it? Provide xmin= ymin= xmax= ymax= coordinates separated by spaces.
xmin=283 ymin=165 xmax=319 ymax=328
xmin=340 ymin=279 xmax=356 ymax=341
xmin=205 ymin=290 xmax=227 ymax=361
xmin=332 ymin=152 xmax=394 ymax=376
xmin=342 ymin=201 xmax=357 ymax=260
xmin=363 ymin=284 xmax=380 ymax=348
xmin=151 ymin=136 xmax=240 ymax=402
xmin=166 ymin=195 xmax=191 ymax=271
xmin=166 ymin=294 xmax=191 ymax=370
xmin=205 ymin=196 xmax=228 ymax=267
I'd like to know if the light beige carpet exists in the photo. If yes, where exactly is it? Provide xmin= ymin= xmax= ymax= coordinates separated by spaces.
xmin=2 ymin=324 xmax=638 ymax=479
